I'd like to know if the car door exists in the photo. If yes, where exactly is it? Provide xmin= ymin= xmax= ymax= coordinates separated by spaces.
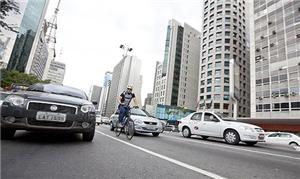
xmin=199 ymin=112 xmax=222 ymax=137
xmin=266 ymin=133 xmax=279 ymax=144
xmin=188 ymin=112 xmax=202 ymax=135
xmin=278 ymin=133 xmax=293 ymax=146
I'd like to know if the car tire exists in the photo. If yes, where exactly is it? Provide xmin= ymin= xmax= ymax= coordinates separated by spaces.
xmin=82 ymin=128 xmax=95 ymax=142
xmin=152 ymin=133 xmax=160 ymax=137
xmin=224 ymin=129 xmax=240 ymax=145
xmin=201 ymin=136 xmax=208 ymax=140
xmin=110 ymin=122 xmax=115 ymax=131
xmin=289 ymin=142 xmax=298 ymax=147
xmin=245 ymin=142 xmax=257 ymax=146
xmin=1 ymin=128 xmax=16 ymax=140
xmin=182 ymin=127 xmax=191 ymax=138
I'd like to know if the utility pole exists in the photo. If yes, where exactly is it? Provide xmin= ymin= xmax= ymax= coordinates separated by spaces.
xmin=230 ymin=59 xmax=238 ymax=120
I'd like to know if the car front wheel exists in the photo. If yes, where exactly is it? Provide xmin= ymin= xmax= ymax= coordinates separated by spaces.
xmin=110 ymin=122 xmax=115 ymax=131
xmin=82 ymin=129 xmax=95 ymax=142
xmin=182 ymin=127 xmax=191 ymax=138
xmin=1 ymin=128 xmax=16 ymax=140
xmin=224 ymin=130 xmax=240 ymax=145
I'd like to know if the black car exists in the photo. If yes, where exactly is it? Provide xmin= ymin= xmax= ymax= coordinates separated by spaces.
xmin=1 ymin=83 xmax=96 ymax=141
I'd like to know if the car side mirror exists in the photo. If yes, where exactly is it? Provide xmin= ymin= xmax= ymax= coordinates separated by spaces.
xmin=92 ymin=101 xmax=98 ymax=105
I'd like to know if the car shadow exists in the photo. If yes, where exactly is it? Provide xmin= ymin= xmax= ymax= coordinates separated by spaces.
xmin=8 ymin=130 xmax=84 ymax=144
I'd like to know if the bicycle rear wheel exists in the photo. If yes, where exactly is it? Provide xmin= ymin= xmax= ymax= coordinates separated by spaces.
xmin=115 ymin=121 xmax=122 ymax=137
xmin=125 ymin=118 xmax=135 ymax=140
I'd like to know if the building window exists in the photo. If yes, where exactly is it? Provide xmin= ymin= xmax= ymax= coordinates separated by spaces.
xmin=214 ymin=103 xmax=220 ymax=109
xmin=215 ymin=61 xmax=222 ymax=68
xmin=223 ymin=103 xmax=229 ymax=109
xmin=207 ymin=86 xmax=212 ymax=92
xmin=216 ymin=54 xmax=222 ymax=59
xmin=207 ymin=78 xmax=212 ymax=85
xmin=224 ymin=77 xmax=229 ymax=83
xmin=224 ymin=94 xmax=230 ymax=100
xmin=224 ymin=86 xmax=229 ymax=92
xmin=215 ymin=86 xmax=221 ymax=93
xmin=215 ymin=69 xmax=221 ymax=76
xmin=215 ymin=77 xmax=221 ymax=84
xmin=208 ymin=71 xmax=212 ymax=76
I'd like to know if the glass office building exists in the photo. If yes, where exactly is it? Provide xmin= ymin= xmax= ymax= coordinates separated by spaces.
xmin=7 ymin=0 xmax=48 ymax=73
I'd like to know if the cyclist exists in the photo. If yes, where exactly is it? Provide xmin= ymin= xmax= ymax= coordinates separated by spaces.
xmin=117 ymin=85 xmax=138 ymax=127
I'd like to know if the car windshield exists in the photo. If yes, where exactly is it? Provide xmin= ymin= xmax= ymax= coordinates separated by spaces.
xmin=130 ymin=108 xmax=148 ymax=117
xmin=27 ymin=83 xmax=88 ymax=100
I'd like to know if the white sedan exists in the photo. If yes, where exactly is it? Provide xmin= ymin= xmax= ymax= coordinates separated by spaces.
xmin=178 ymin=111 xmax=265 ymax=146
xmin=265 ymin=132 xmax=300 ymax=147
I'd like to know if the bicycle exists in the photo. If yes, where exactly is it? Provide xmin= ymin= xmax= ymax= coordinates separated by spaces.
xmin=115 ymin=108 xmax=135 ymax=140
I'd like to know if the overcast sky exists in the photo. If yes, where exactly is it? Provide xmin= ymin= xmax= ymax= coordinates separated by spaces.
xmin=45 ymin=0 xmax=203 ymax=103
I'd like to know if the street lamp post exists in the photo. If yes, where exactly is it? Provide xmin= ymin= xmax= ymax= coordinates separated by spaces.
xmin=120 ymin=44 xmax=133 ymax=58
xmin=230 ymin=58 xmax=238 ymax=120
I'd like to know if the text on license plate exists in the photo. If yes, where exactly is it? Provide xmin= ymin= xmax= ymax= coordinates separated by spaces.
xmin=36 ymin=112 xmax=66 ymax=122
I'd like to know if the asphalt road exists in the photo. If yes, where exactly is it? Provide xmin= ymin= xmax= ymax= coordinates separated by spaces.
xmin=1 ymin=125 xmax=300 ymax=179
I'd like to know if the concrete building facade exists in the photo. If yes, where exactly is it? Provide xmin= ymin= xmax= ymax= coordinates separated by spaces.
xmin=106 ymin=56 xmax=142 ymax=117
xmin=153 ymin=19 xmax=201 ymax=111
xmin=250 ymin=0 xmax=300 ymax=118
xmin=89 ymin=85 xmax=102 ymax=109
xmin=198 ymin=0 xmax=251 ymax=117
xmin=30 ymin=20 xmax=49 ymax=79
xmin=44 ymin=60 xmax=65 ymax=84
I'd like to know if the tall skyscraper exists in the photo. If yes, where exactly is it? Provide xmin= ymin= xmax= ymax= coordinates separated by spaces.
xmin=44 ymin=60 xmax=65 ymax=84
xmin=143 ymin=93 xmax=153 ymax=108
xmin=30 ymin=20 xmax=49 ymax=79
xmin=106 ymin=56 xmax=142 ymax=117
xmin=6 ymin=0 xmax=49 ymax=73
xmin=99 ymin=71 xmax=113 ymax=116
xmin=198 ymin=0 xmax=250 ymax=117
xmin=89 ymin=85 xmax=102 ymax=109
xmin=250 ymin=0 xmax=300 ymax=118
xmin=153 ymin=19 xmax=201 ymax=111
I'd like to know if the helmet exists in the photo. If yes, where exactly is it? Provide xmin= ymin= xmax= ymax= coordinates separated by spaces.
xmin=127 ymin=85 xmax=133 ymax=90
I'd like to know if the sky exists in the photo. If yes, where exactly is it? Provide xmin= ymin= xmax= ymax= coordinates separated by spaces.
xmin=45 ymin=0 xmax=203 ymax=104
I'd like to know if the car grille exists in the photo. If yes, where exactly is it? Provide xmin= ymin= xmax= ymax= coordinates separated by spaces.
xmin=27 ymin=118 xmax=73 ymax=127
xmin=28 ymin=102 xmax=77 ymax=114
xmin=142 ymin=127 xmax=158 ymax=131
xmin=144 ymin=122 xmax=157 ymax=125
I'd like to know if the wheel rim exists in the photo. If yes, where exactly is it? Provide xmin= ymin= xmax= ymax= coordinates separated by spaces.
xmin=183 ymin=128 xmax=189 ymax=137
xmin=225 ymin=131 xmax=236 ymax=143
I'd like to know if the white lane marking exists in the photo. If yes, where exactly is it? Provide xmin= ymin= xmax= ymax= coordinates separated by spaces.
xmin=162 ymin=134 xmax=300 ymax=161
xmin=95 ymin=130 xmax=227 ymax=179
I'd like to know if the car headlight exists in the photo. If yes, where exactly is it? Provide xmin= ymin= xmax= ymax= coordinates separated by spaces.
xmin=240 ymin=126 xmax=255 ymax=132
xmin=134 ymin=119 xmax=143 ymax=124
xmin=5 ymin=95 xmax=25 ymax=106
xmin=81 ymin=104 xmax=95 ymax=113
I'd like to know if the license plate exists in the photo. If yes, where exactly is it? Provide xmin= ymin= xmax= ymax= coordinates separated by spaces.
xmin=36 ymin=112 xmax=66 ymax=122
xmin=147 ymin=126 xmax=156 ymax=130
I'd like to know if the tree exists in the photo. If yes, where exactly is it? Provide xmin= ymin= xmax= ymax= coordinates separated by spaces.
xmin=0 ymin=69 xmax=50 ymax=89
xmin=0 ymin=0 xmax=20 ymax=33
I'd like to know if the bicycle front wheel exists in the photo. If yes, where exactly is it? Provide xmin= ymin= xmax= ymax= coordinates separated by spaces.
xmin=125 ymin=118 xmax=135 ymax=140
xmin=115 ymin=121 xmax=122 ymax=137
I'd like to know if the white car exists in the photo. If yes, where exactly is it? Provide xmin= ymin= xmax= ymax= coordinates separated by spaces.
xmin=265 ymin=132 xmax=300 ymax=147
xmin=101 ymin=117 xmax=110 ymax=124
xmin=178 ymin=111 xmax=265 ymax=146
xmin=96 ymin=115 xmax=102 ymax=125
xmin=109 ymin=108 xmax=163 ymax=136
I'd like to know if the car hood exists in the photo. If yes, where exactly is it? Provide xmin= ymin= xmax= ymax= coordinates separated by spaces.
xmin=13 ymin=91 xmax=91 ymax=106
xmin=131 ymin=115 xmax=160 ymax=123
